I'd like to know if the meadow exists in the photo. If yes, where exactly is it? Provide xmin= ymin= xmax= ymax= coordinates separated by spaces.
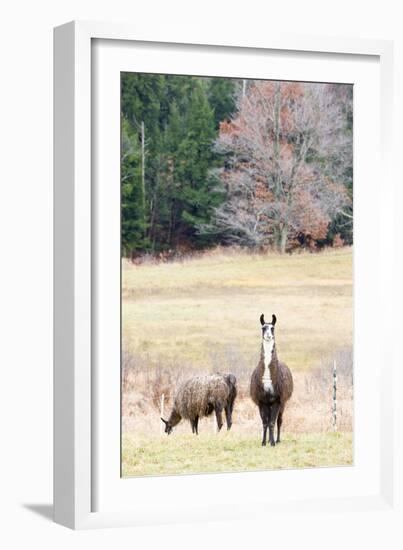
xmin=122 ymin=432 xmax=352 ymax=477
xmin=121 ymin=247 xmax=353 ymax=477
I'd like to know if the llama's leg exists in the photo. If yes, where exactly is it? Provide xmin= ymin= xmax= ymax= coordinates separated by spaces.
xmin=195 ymin=415 xmax=199 ymax=435
xmin=191 ymin=419 xmax=196 ymax=434
xmin=276 ymin=406 xmax=284 ymax=443
xmin=269 ymin=402 xmax=280 ymax=446
xmin=259 ymin=404 xmax=269 ymax=446
xmin=215 ymin=404 xmax=224 ymax=431
xmin=225 ymin=404 xmax=232 ymax=430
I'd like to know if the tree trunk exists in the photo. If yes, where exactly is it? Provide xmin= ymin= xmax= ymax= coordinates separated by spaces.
xmin=280 ymin=226 xmax=288 ymax=254
xmin=242 ymin=79 xmax=247 ymax=98
xmin=273 ymin=83 xmax=282 ymax=200
xmin=140 ymin=121 xmax=147 ymax=240
xmin=274 ymin=224 xmax=288 ymax=253
xmin=140 ymin=121 xmax=146 ymax=211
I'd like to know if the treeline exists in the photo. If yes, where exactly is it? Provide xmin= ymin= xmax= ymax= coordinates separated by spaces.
xmin=121 ymin=73 xmax=237 ymax=257
xmin=121 ymin=74 xmax=353 ymax=257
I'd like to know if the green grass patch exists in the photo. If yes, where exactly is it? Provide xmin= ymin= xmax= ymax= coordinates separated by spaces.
xmin=122 ymin=431 xmax=353 ymax=477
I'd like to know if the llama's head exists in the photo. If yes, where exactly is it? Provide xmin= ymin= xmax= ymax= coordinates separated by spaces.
xmin=161 ymin=418 xmax=173 ymax=435
xmin=260 ymin=313 xmax=276 ymax=342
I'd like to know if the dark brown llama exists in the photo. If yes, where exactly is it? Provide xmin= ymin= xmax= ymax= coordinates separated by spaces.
xmin=250 ymin=314 xmax=293 ymax=446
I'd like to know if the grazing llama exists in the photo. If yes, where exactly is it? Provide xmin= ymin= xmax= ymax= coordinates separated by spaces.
xmin=161 ymin=373 xmax=237 ymax=435
xmin=250 ymin=314 xmax=293 ymax=446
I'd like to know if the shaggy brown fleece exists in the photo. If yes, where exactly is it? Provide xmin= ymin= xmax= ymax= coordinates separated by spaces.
xmin=174 ymin=374 xmax=230 ymax=421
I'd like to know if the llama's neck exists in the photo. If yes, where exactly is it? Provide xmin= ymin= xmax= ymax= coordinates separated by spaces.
xmin=261 ymin=339 xmax=277 ymax=392
xmin=168 ymin=408 xmax=181 ymax=427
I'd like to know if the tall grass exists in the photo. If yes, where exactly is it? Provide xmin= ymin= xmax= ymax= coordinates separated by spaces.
xmin=122 ymin=345 xmax=353 ymax=436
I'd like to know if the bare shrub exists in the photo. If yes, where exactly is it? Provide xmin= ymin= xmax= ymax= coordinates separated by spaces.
xmin=286 ymin=348 xmax=353 ymax=433
xmin=122 ymin=349 xmax=206 ymax=430
xmin=208 ymin=345 xmax=252 ymax=399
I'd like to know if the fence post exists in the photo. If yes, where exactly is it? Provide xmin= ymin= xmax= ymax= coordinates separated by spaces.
xmin=333 ymin=360 xmax=337 ymax=431
xmin=160 ymin=393 xmax=165 ymax=434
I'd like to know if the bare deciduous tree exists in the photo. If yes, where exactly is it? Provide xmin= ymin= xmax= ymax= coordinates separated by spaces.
xmin=208 ymin=81 xmax=352 ymax=252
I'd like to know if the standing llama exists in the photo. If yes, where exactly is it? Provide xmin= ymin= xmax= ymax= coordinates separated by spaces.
xmin=161 ymin=373 xmax=237 ymax=435
xmin=250 ymin=314 xmax=293 ymax=446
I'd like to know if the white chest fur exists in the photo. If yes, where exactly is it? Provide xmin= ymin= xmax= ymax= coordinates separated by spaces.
xmin=262 ymin=339 xmax=274 ymax=392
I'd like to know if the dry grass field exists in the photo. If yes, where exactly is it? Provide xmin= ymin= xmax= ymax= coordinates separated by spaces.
xmin=121 ymin=247 xmax=353 ymax=477
xmin=122 ymin=247 xmax=352 ymax=370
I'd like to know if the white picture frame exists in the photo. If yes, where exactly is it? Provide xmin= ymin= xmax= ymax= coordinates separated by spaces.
xmin=54 ymin=20 xmax=398 ymax=531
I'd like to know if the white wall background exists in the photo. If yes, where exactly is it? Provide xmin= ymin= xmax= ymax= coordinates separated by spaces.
xmin=0 ymin=0 xmax=401 ymax=548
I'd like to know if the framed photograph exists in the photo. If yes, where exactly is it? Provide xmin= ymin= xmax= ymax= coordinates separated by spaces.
xmin=54 ymin=21 xmax=397 ymax=530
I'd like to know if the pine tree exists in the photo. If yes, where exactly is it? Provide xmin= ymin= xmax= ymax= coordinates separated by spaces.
xmin=121 ymin=117 xmax=148 ymax=257
xmin=120 ymin=73 xmax=231 ymax=255
xmin=207 ymin=77 xmax=237 ymax=128
xmin=172 ymin=81 xmax=221 ymax=246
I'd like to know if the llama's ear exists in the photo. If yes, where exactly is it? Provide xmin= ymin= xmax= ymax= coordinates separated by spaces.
xmin=161 ymin=418 xmax=168 ymax=425
xmin=260 ymin=314 xmax=265 ymax=326
xmin=272 ymin=314 xmax=277 ymax=326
